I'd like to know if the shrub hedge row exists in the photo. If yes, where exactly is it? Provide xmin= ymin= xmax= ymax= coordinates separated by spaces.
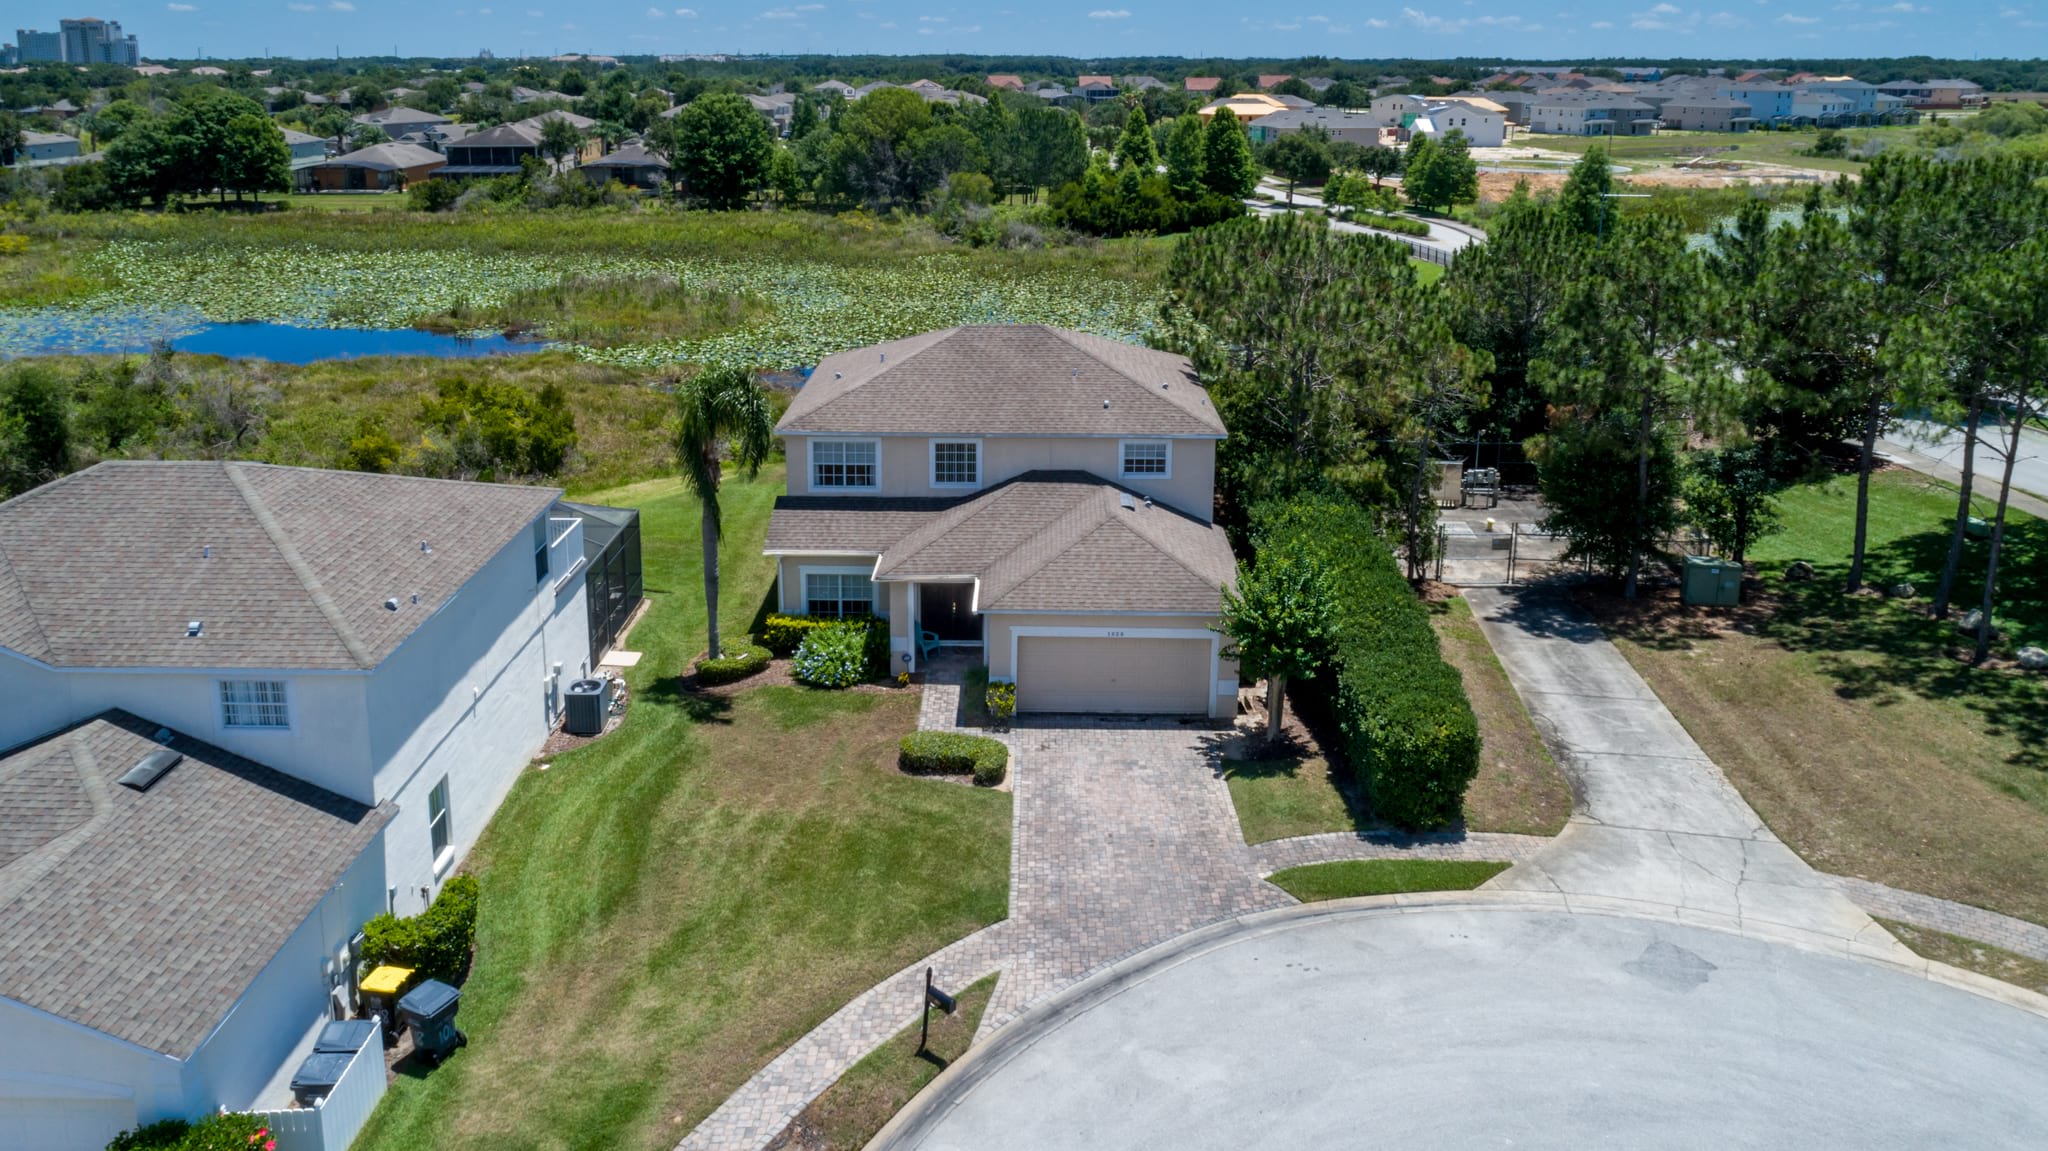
xmin=761 ymin=613 xmax=832 ymax=656
xmin=359 ymin=873 xmax=481 ymax=990
xmin=1253 ymin=493 xmax=1480 ymax=830
xmin=106 ymin=1112 xmax=265 ymax=1151
xmin=696 ymin=641 xmax=771 ymax=685
xmin=898 ymin=731 xmax=1009 ymax=787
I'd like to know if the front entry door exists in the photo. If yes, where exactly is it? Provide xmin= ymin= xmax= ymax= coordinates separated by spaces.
xmin=919 ymin=583 xmax=979 ymax=643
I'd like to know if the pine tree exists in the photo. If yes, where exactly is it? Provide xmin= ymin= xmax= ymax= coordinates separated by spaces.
xmin=1201 ymin=109 xmax=1258 ymax=200
xmin=1114 ymin=103 xmax=1159 ymax=173
xmin=1165 ymin=114 xmax=1207 ymax=199
xmin=1558 ymin=145 xmax=1615 ymax=238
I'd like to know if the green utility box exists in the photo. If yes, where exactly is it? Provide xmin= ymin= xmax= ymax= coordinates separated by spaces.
xmin=1682 ymin=556 xmax=1742 ymax=606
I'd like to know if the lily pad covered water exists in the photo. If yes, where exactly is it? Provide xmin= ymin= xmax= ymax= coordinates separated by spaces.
xmin=0 ymin=240 xmax=1162 ymax=368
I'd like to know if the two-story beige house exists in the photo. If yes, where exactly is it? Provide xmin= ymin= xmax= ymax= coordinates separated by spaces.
xmin=763 ymin=325 xmax=1241 ymax=718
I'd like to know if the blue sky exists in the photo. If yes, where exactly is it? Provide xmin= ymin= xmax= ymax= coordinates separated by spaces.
xmin=47 ymin=0 xmax=2048 ymax=62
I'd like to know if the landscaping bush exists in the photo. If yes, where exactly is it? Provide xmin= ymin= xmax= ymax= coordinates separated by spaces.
xmin=899 ymin=730 xmax=1008 ymax=787
xmin=862 ymin=616 xmax=891 ymax=678
xmin=695 ymin=641 xmax=771 ymax=685
xmin=359 ymin=873 xmax=480 ymax=989
xmin=106 ymin=1119 xmax=189 ymax=1151
xmin=1252 ymin=492 xmax=1480 ymax=830
xmin=761 ymin=612 xmax=831 ymax=656
xmin=792 ymin=621 xmax=871 ymax=688
xmin=984 ymin=681 xmax=1016 ymax=728
xmin=178 ymin=1115 xmax=267 ymax=1151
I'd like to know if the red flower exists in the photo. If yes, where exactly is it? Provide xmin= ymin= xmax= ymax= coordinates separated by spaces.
xmin=265 ymin=1142 xmax=277 ymax=1150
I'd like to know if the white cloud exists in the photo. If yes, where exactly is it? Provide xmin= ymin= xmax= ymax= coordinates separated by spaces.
xmin=1307 ymin=12 xmax=1328 ymax=19
xmin=647 ymin=6 xmax=663 ymax=14
xmin=1776 ymin=11 xmax=1820 ymax=19
xmin=478 ymin=6 xmax=492 ymax=12
xmin=759 ymin=6 xmax=799 ymax=14
xmin=1274 ymin=20 xmax=1301 ymax=27
xmin=1088 ymin=6 xmax=1131 ymax=15
xmin=795 ymin=2 xmax=827 ymax=9
xmin=166 ymin=2 xmax=196 ymax=9
xmin=1365 ymin=15 xmax=1389 ymax=24
xmin=328 ymin=0 xmax=353 ymax=9
xmin=674 ymin=5 xmax=697 ymax=12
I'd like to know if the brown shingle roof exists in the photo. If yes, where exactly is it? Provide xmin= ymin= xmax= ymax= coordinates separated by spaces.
xmin=0 ymin=462 xmax=559 ymax=671
xmin=0 ymin=711 xmax=393 ymax=1057
xmin=778 ymin=325 xmax=1223 ymax=438
xmin=871 ymin=472 xmax=1234 ymax=614
xmin=764 ymin=495 xmax=957 ymax=555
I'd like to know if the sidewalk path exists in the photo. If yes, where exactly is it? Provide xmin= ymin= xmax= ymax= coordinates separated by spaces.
xmin=1463 ymin=586 xmax=1911 ymax=961
xmin=1888 ymin=418 xmax=2048 ymax=506
xmin=1878 ymin=430 xmax=2048 ymax=522
xmin=1833 ymin=875 xmax=2048 ymax=965
xmin=1249 ymin=829 xmax=1550 ymax=874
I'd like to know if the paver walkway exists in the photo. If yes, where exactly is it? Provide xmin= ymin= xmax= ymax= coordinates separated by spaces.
xmin=1463 ymin=586 xmax=1911 ymax=961
xmin=1833 ymin=876 xmax=2048 ymax=965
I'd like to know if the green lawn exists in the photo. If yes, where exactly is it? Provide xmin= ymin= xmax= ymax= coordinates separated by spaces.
xmin=1266 ymin=859 xmax=1510 ymax=902
xmin=786 ymin=974 xmax=998 ymax=1149
xmin=353 ymin=467 xmax=1013 ymax=1151
xmin=1522 ymin=125 xmax=1927 ymax=174
xmin=1590 ymin=467 xmax=2048 ymax=927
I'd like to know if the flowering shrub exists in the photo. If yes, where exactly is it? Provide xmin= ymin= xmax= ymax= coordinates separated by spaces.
xmin=985 ymin=681 xmax=1017 ymax=729
xmin=792 ymin=622 xmax=870 ymax=688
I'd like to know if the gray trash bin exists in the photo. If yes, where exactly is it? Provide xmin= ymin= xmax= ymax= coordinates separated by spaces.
xmin=398 ymin=978 xmax=466 ymax=1064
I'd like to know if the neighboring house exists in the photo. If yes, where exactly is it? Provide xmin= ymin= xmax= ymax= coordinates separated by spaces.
xmin=1658 ymin=96 xmax=1756 ymax=132
xmin=17 ymin=130 xmax=80 ymax=165
xmin=1424 ymin=96 xmax=1508 ymax=146
xmin=764 ymin=325 xmax=1241 ymax=719
xmin=297 ymin=141 xmax=446 ymax=190
xmin=1032 ymin=83 xmax=1074 ymax=104
xmin=1076 ymin=76 xmax=1118 ymax=103
xmin=580 ymin=143 xmax=670 ymax=190
xmin=280 ymin=127 xmax=329 ymax=170
xmin=1528 ymin=92 xmax=1659 ymax=135
xmin=1875 ymin=77 xmax=1986 ymax=109
xmin=188 ymin=65 xmax=227 ymax=77
xmin=1198 ymin=93 xmax=1289 ymax=124
xmin=1473 ymin=89 xmax=1539 ymax=124
xmin=0 ymin=462 xmax=634 ymax=1148
xmin=1122 ymin=74 xmax=1167 ymax=91
xmin=1184 ymin=76 xmax=1221 ymax=94
xmin=438 ymin=112 xmax=601 ymax=178
xmin=744 ymin=91 xmax=797 ymax=135
xmin=1246 ymin=106 xmax=1384 ymax=146
xmin=1302 ymin=76 xmax=1335 ymax=92
xmin=351 ymin=105 xmax=450 ymax=140
xmin=987 ymin=73 xmax=1024 ymax=91
xmin=1256 ymin=74 xmax=1292 ymax=90
xmin=813 ymin=79 xmax=857 ymax=98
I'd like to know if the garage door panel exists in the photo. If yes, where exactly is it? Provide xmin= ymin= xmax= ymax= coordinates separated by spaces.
xmin=0 ymin=1097 xmax=136 ymax=1151
xmin=1016 ymin=637 xmax=1210 ymax=714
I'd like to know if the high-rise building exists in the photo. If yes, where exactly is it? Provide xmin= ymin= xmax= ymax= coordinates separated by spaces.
xmin=60 ymin=17 xmax=141 ymax=66
xmin=14 ymin=28 xmax=64 ymax=63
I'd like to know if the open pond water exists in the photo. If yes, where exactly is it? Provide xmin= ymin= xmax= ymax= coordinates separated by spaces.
xmin=1 ymin=316 xmax=549 ymax=363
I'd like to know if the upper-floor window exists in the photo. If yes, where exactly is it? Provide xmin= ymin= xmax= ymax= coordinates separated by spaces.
xmin=220 ymin=680 xmax=289 ymax=729
xmin=812 ymin=439 xmax=879 ymax=490
xmin=1120 ymin=440 xmax=1171 ymax=479
xmin=931 ymin=440 xmax=980 ymax=487
xmin=533 ymin=517 xmax=549 ymax=584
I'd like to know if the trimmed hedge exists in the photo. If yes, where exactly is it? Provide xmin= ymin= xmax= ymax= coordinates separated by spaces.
xmin=1253 ymin=493 xmax=1480 ymax=830
xmin=899 ymin=731 xmax=1008 ymax=787
xmin=696 ymin=641 xmax=771 ymax=685
xmin=762 ymin=613 xmax=832 ymax=656
xmin=107 ymin=1113 xmax=265 ymax=1151
xmin=359 ymin=873 xmax=480 ymax=990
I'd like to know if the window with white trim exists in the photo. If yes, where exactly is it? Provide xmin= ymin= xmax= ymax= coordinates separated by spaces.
xmin=932 ymin=440 xmax=979 ymax=486
xmin=1121 ymin=440 xmax=1169 ymax=478
xmin=805 ymin=572 xmax=874 ymax=619
xmin=428 ymin=776 xmax=452 ymax=865
xmin=219 ymin=680 xmax=289 ymax=729
xmin=812 ymin=440 xmax=878 ymax=489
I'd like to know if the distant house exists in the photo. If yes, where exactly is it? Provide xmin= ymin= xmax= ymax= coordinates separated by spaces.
xmin=1733 ymin=69 xmax=1773 ymax=83
xmin=1184 ymin=76 xmax=1221 ymax=94
xmin=298 ymin=141 xmax=447 ymax=191
xmin=1122 ymin=74 xmax=1167 ymax=91
xmin=1659 ymin=96 xmax=1756 ymax=132
xmin=1528 ymin=92 xmax=1659 ymax=136
xmin=1302 ymin=76 xmax=1335 ymax=92
xmin=1256 ymin=73 xmax=1292 ymax=90
xmin=1246 ymin=106 xmax=1384 ymax=147
xmin=17 ymin=130 xmax=81 ymax=165
xmin=188 ymin=65 xmax=227 ymax=76
xmin=814 ymin=79 xmax=857 ymax=98
xmin=439 ymin=113 xmax=601 ymax=179
xmin=1371 ymin=94 xmax=1506 ymax=147
xmin=133 ymin=62 xmax=175 ymax=76
xmin=279 ymin=127 xmax=330 ymax=170
xmin=351 ymin=105 xmax=451 ymax=140
xmin=1198 ymin=93 xmax=1289 ymax=124
xmin=1875 ymin=77 xmax=1985 ymax=109
xmin=1076 ymin=75 xmax=1118 ymax=102
xmin=744 ymin=92 xmax=798 ymax=135
xmin=581 ymin=143 xmax=670 ymax=190
xmin=987 ymin=74 xmax=1025 ymax=91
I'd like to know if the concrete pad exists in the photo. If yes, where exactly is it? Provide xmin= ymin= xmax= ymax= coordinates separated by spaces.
xmin=1568 ymin=752 xmax=1766 ymax=838
xmin=882 ymin=908 xmax=2048 ymax=1151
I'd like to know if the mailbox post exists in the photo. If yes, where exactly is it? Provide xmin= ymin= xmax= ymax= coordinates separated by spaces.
xmin=917 ymin=966 xmax=956 ymax=1054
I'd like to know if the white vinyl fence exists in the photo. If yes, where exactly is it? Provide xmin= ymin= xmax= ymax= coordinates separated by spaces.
xmin=246 ymin=1019 xmax=387 ymax=1151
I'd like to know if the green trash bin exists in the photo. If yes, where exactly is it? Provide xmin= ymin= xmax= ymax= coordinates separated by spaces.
xmin=1682 ymin=556 xmax=1742 ymax=606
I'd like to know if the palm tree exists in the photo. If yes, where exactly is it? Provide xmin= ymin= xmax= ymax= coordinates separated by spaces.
xmin=676 ymin=367 xmax=775 ymax=663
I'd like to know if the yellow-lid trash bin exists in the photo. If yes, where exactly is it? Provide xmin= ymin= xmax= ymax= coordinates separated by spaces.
xmin=360 ymin=965 xmax=413 ymax=996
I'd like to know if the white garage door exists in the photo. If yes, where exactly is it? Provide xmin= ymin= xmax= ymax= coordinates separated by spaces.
xmin=1016 ymin=636 xmax=1211 ymax=715
xmin=0 ymin=1096 xmax=136 ymax=1151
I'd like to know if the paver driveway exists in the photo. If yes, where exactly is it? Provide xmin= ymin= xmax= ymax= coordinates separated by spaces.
xmin=985 ymin=719 xmax=1292 ymax=1032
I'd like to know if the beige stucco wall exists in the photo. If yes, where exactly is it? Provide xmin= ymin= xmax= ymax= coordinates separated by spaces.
xmin=782 ymin=434 xmax=1219 ymax=522
xmin=982 ymin=611 xmax=1238 ymax=719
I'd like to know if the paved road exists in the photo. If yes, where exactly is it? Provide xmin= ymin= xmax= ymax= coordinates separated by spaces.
xmin=1249 ymin=179 xmax=1478 ymax=255
xmin=1889 ymin=418 xmax=2048 ymax=503
xmin=880 ymin=904 xmax=2048 ymax=1151
xmin=1464 ymin=587 xmax=1908 ymax=959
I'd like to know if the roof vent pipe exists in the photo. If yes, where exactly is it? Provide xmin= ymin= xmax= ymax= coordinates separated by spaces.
xmin=201 ymin=545 xmax=211 ymax=559
xmin=186 ymin=620 xmax=203 ymax=638
xmin=420 ymin=540 xmax=431 ymax=553
xmin=1103 ymin=399 xmax=1110 ymax=409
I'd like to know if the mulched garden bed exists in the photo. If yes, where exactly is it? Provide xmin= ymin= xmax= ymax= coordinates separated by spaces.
xmin=677 ymin=655 xmax=918 ymax=699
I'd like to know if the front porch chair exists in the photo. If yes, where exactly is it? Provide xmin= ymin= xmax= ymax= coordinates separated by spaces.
xmin=918 ymin=630 xmax=943 ymax=661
